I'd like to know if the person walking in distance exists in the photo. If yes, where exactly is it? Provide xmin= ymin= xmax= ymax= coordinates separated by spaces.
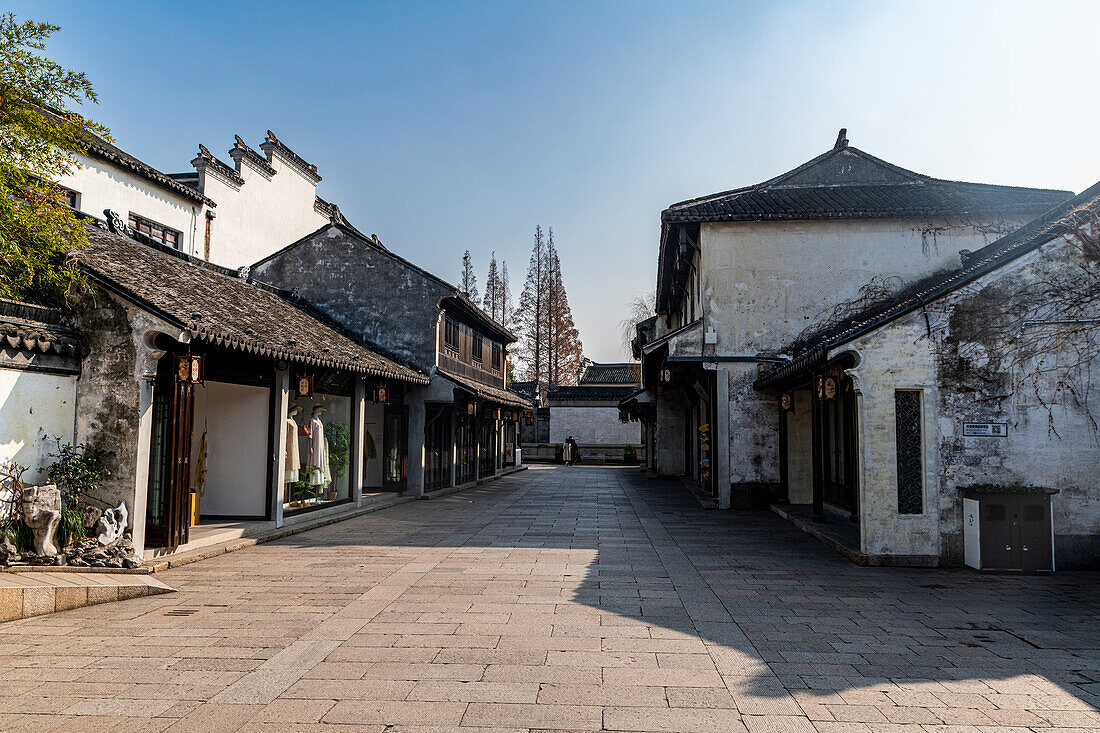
xmin=564 ymin=436 xmax=580 ymax=467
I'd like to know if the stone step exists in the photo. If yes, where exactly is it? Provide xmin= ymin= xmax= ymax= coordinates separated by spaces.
xmin=0 ymin=572 xmax=175 ymax=623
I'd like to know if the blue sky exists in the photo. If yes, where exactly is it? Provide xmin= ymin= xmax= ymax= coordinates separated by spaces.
xmin=20 ymin=0 xmax=1100 ymax=360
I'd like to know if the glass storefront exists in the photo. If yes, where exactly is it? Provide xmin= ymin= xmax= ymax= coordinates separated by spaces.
xmin=284 ymin=387 xmax=353 ymax=513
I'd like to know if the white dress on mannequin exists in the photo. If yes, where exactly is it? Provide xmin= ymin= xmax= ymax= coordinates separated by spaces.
xmin=307 ymin=416 xmax=331 ymax=487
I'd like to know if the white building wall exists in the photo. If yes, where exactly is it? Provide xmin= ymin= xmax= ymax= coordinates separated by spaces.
xmin=549 ymin=405 xmax=643 ymax=447
xmin=845 ymin=313 xmax=942 ymax=561
xmin=0 ymin=370 xmax=77 ymax=485
xmin=191 ymin=381 xmax=270 ymax=518
xmin=200 ymin=151 xmax=329 ymax=268
xmin=57 ymin=153 xmax=205 ymax=257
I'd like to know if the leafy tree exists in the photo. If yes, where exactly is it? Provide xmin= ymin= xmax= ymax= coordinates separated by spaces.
xmin=0 ymin=14 xmax=109 ymax=307
xmin=459 ymin=249 xmax=479 ymax=302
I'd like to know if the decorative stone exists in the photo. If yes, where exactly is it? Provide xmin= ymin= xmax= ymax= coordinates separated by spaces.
xmin=95 ymin=501 xmax=128 ymax=546
xmin=0 ymin=529 xmax=19 ymax=566
xmin=82 ymin=505 xmax=103 ymax=529
xmin=21 ymin=485 xmax=61 ymax=558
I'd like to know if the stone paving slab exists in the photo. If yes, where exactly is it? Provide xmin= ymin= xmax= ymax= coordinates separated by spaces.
xmin=0 ymin=465 xmax=1097 ymax=732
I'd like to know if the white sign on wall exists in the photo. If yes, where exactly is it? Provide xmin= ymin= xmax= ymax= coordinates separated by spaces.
xmin=963 ymin=422 xmax=1008 ymax=437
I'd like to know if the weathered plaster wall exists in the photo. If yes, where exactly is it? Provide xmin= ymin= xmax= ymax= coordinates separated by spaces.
xmin=58 ymin=153 xmax=204 ymax=257
xmin=0 ymin=370 xmax=77 ymax=484
xmin=846 ymin=313 xmax=941 ymax=562
xmin=549 ymin=405 xmax=644 ymax=447
xmin=697 ymin=216 xmax=1027 ymax=492
xmin=930 ymin=240 xmax=1100 ymax=567
xmin=72 ymin=296 xmax=155 ymax=510
xmin=251 ymin=226 xmax=448 ymax=373
xmin=699 ymin=218 xmax=1025 ymax=354
xmin=726 ymin=364 xmax=780 ymax=506
xmin=655 ymin=393 xmax=686 ymax=477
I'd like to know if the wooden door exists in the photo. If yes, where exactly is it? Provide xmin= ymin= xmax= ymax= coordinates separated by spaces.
xmin=145 ymin=360 xmax=194 ymax=547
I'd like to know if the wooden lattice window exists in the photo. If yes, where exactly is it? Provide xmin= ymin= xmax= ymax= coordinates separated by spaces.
xmin=894 ymin=390 xmax=923 ymax=514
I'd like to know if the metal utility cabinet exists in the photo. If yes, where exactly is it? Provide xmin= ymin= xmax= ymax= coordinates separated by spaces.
xmin=961 ymin=487 xmax=1057 ymax=572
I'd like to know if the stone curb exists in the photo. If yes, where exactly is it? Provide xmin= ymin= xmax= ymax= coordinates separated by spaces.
xmin=0 ymin=573 xmax=174 ymax=623
xmin=144 ymin=468 xmax=527 ymax=573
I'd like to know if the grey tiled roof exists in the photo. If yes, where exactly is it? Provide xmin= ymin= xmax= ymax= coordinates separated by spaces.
xmin=664 ymin=144 xmax=1070 ymax=224
xmin=579 ymin=362 xmax=641 ymax=385
xmin=0 ymin=299 xmax=79 ymax=357
xmin=75 ymin=227 xmax=428 ymax=384
xmin=549 ymin=385 xmax=639 ymax=402
xmin=436 ymin=369 xmax=534 ymax=410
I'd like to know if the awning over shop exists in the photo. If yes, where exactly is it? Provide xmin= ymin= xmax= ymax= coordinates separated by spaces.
xmin=436 ymin=368 xmax=534 ymax=410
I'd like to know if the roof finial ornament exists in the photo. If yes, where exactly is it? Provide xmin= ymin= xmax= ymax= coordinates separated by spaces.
xmin=834 ymin=128 xmax=848 ymax=150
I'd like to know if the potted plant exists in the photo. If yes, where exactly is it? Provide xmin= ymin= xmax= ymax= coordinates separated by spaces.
xmin=554 ymin=443 xmax=564 ymax=463
xmin=326 ymin=422 xmax=350 ymax=501
xmin=623 ymin=444 xmax=636 ymax=465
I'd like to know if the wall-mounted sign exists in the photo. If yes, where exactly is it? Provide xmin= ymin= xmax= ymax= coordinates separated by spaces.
xmin=815 ymin=376 xmax=824 ymax=400
xmin=376 ymin=386 xmax=388 ymax=403
xmin=823 ymin=377 xmax=837 ymax=400
xmin=467 ymin=402 xmax=476 ymax=416
xmin=296 ymin=374 xmax=314 ymax=398
xmin=780 ymin=393 xmax=793 ymax=411
xmin=175 ymin=355 xmax=204 ymax=385
xmin=963 ymin=422 xmax=1008 ymax=437
xmin=660 ymin=368 xmax=672 ymax=383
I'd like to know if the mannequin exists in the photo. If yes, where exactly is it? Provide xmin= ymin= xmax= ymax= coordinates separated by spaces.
xmin=307 ymin=406 xmax=331 ymax=488
xmin=285 ymin=405 xmax=302 ymax=486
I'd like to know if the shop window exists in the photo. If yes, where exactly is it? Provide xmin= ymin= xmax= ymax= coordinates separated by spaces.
xmin=894 ymin=390 xmax=923 ymax=514
xmin=284 ymin=389 xmax=353 ymax=514
xmin=129 ymin=213 xmax=181 ymax=249
xmin=444 ymin=318 xmax=459 ymax=353
xmin=472 ymin=333 xmax=483 ymax=366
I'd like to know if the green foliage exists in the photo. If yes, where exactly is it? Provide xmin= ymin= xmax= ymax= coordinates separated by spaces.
xmin=0 ymin=518 xmax=32 ymax=552
xmin=326 ymin=422 xmax=350 ymax=481
xmin=45 ymin=436 xmax=110 ymax=509
xmin=623 ymin=444 xmax=636 ymax=462
xmin=0 ymin=13 xmax=111 ymax=306
xmin=58 ymin=507 xmax=84 ymax=547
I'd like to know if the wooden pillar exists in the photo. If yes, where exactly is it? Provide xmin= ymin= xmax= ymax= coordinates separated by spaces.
xmin=272 ymin=366 xmax=290 ymax=528
xmin=778 ymin=393 xmax=789 ymax=504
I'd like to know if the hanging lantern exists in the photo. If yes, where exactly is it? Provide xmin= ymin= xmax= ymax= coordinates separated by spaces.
xmin=175 ymin=354 xmax=204 ymax=385
xmin=780 ymin=393 xmax=793 ymax=411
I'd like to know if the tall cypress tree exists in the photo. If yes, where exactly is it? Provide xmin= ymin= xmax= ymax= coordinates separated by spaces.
xmin=460 ymin=250 xmax=479 ymax=302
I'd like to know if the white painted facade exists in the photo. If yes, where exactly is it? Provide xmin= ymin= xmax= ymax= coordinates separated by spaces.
xmin=54 ymin=131 xmax=336 ymax=268
xmin=57 ymin=152 xmax=206 ymax=257
xmin=0 ymin=370 xmax=77 ymax=485
xmin=194 ymin=137 xmax=332 ymax=267
xmin=549 ymin=406 xmax=643 ymax=447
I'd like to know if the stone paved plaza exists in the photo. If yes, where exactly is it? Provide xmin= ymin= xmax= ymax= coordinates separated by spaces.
xmin=1 ymin=465 xmax=1098 ymax=732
